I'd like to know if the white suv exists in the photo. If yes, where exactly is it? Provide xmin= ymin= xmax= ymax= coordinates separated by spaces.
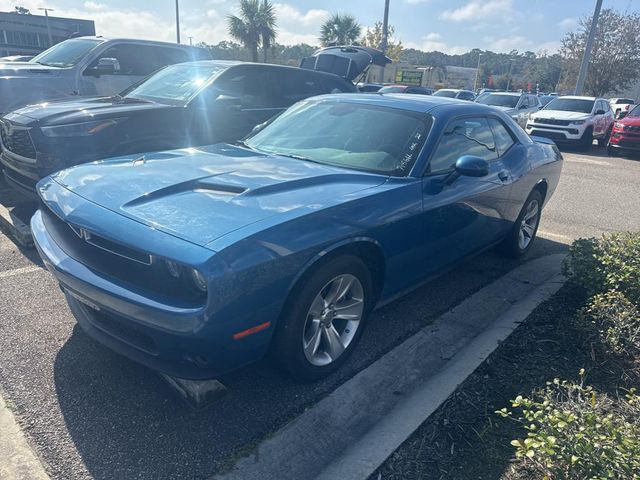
xmin=526 ymin=96 xmax=615 ymax=148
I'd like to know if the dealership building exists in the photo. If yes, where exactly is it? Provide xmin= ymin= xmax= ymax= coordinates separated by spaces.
xmin=0 ymin=11 xmax=95 ymax=57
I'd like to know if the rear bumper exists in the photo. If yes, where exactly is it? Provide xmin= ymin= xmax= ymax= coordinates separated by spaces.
xmin=31 ymin=207 xmax=269 ymax=379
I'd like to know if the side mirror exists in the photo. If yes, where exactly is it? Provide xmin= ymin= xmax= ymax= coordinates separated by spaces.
xmin=595 ymin=109 xmax=606 ymax=115
xmin=445 ymin=155 xmax=489 ymax=185
xmin=84 ymin=57 xmax=119 ymax=76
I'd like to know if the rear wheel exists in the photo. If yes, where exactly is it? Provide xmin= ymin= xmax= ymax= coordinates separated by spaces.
xmin=499 ymin=190 xmax=543 ymax=258
xmin=273 ymin=255 xmax=373 ymax=382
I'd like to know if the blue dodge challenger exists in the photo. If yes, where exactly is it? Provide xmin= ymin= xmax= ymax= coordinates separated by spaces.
xmin=31 ymin=94 xmax=562 ymax=381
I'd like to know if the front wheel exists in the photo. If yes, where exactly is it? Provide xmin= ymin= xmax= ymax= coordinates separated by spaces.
xmin=499 ymin=190 xmax=543 ymax=258
xmin=273 ymin=255 xmax=373 ymax=382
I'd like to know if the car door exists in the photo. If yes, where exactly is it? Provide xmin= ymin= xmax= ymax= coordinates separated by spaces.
xmin=420 ymin=115 xmax=514 ymax=267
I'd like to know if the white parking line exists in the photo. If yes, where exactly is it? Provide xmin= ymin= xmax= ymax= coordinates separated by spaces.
xmin=565 ymin=157 xmax=611 ymax=166
xmin=0 ymin=265 xmax=42 ymax=279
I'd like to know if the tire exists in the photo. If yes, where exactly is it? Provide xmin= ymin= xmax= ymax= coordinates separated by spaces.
xmin=607 ymin=144 xmax=618 ymax=157
xmin=499 ymin=189 xmax=543 ymax=258
xmin=597 ymin=126 xmax=612 ymax=147
xmin=273 ymin=255 xmax=373 ymax=382
xmin=579 ymin=127 xmax=593 ymax=151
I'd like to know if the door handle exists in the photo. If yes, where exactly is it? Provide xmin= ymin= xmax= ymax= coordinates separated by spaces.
xmin=498 ymin=170 xmax=510 ymax=182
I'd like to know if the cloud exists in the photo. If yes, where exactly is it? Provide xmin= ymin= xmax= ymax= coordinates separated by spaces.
xmin=441 ymin=0 xmax=513 ymax=22
xmin=272 ymin=3 xmax=329 ymax=45
xmin=405 ymin=0 xmax=430 ymax=4
xmin=558 ymin=17 xmax=578 ymax=30
xmin=407 ymin=35 xmax=469 ymax=55
xmin=483 ymin=35 xmax=533 ymax=52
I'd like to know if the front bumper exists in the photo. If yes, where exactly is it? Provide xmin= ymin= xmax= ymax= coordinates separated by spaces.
xmin=526 ymin=122 xmax=588 ymax=143
xmin=31 ymin=206 xmax=269 ymax=379
xmin=609 ymin=133 xmax=640 ymax=152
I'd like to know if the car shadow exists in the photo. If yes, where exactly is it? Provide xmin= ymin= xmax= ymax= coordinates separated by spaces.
xmin=52 ymin=237 xmax=568 ymax=479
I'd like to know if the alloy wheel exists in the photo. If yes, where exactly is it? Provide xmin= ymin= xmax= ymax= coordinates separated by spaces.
xmin=518 ymin=199 xmax=540 ymax=250
xmin=302 ymin=274 xmax=364 ymax=366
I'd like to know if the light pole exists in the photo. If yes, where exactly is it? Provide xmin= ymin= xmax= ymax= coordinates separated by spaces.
xmin=575 ymin=0 xmax=603 ymax=95
xmin=473 ymin=52 xmax=482 ymax=91
xmin=175 ymin=0 xmax=181 ymax=44
xmin=381 ymin=0 xmax=390 ymax=54
xmin=506 ymin=59 xmax=514 ymax=91
xmin=188 ymin=36 xmax=193 ymax=46
xmin=37 ymin=7 xmax=54 ymax=47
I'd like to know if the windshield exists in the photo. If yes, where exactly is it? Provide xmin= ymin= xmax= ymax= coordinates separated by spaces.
xmin=628 ymin=104 xmax=640 ymax=117
xmin=476 ymin=94 xmax=519 ymax=108
xmin=433 ymin=90 xmax=457 ymax=98
xmin=379 ymin=86 xmax=407 ymax=93
xmin=124 ymin=63 xmax=227 ymax=105
xmin=245 ymin=100 xmax=432 ymax=176
xmin=544 ymin=98 xmax=594 ymax=113
xmin=31 ymin=38 xmax=102 ymax=68
xmin=539 ymin=96 xmax=555 ymax=106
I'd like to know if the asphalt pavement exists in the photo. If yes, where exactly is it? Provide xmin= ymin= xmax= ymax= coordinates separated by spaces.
xmin=0 ymin=146 xmax=637 ymax=479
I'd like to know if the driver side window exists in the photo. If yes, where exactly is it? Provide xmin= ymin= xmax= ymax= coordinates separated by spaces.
xmin=428 ymin=117 xmax=497 ymax=174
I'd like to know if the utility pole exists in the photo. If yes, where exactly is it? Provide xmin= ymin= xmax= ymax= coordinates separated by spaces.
xmin=506 ymin=59 xmax=514 ymax=91
xmin=575 ymin=0 xmax=603 ymax=95
xmin=175 ymin=0 xmax=181 ymax=44
xmin=37 ymin=7 xmax=54 ymax=47
xmin=473 ymin=52 xmax=482 ymax=91
xmin=381 ymin=0 xmax=390 ymax=54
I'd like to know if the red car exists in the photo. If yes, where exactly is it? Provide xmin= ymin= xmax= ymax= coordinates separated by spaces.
xmin=608 ymin=104 xmax=640 ymax=156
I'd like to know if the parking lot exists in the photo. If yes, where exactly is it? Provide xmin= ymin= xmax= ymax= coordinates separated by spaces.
xmin=0 ymin=146 xmax=637 ymax=479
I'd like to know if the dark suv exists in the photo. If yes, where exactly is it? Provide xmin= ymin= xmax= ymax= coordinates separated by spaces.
xmin=1 ymin=61 xmax=358 ymax=196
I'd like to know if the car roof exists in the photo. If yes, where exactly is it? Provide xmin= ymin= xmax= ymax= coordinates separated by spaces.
xmin=304 ymin=92 xmax=505 ymax=115
xmin=557 ymin=95 xmax=598 ymax=101
xmin=74 ymin=36 xmax=207 ymax=51
xmin=171 ymin=59 xmax=352 ymax=78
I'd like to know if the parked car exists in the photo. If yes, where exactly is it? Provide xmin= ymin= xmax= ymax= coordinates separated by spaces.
xmin=475 ymin=92 xmax=541 ymax=128
xmin=0 ymin=60 xmax=358 ymax=196
xmin=608 ymin=104 xmax=640 ymax=156
xmin=0 ymin=36 xmax=211 ymax=116
xmin=433 ymin=89 xmax=475 ymax=101
xmin=378 ymin=85 xmax=434 ymax=95
xmin=526 ymin=96 xmax=615 ymax=148
xmin=357 ymin=82 xmax=384 ymax=93
xmin=609 ymin=98 xmax=635 ymax=118
xmin=31 ymin=94 xmax=562 ymax=382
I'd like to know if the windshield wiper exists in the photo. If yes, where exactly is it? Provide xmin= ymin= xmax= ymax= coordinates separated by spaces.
xmin=271 ymin=151 xmax=325 ymax=165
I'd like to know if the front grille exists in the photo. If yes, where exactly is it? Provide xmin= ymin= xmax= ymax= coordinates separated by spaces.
xmin=40 ymin=203 xmax=206 ymax=307
xmin=0 ymin=121 xmax=36 ymax=159
xmin=530 ymin=130 xmax=568 ymax=141
xmin=623 ymin=125 xmax=640 ymax=134
xmin=534 ymin=118 xmax=572 ymax=126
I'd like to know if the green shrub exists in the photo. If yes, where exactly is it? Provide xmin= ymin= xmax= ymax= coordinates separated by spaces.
xmin=562 ymin=232 xmax=640 ymax=304
xmin=497 ymin=372 xmax=640 ymax=480
xmin=581 ymin=290 xmax=640 ymax=356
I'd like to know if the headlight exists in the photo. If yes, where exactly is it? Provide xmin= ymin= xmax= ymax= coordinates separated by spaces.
xmin=41 ymin=118 xmax=125 ymax=137
xmin=569 ymin=120 xmax=586 ymax=125
xmin=162 ymin=259 xmax=207 ymax=293
xmin=615 ymin=122 xmax=624 ymax=129
xmin=190 ymin=269 xmax=208 ymax=292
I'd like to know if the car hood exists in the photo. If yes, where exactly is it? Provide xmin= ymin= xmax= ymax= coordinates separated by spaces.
xmin=7 ymin=97 xmax=173 ymax=126
xmin=300 ymin=46 xmax=391 ymax=82
xmin=620 ymin=115 xmax=640 ymax=126
xmin=0 ymin=62 xmax=62 ymax=76
xmin=534 ymin=110 xmax=590 ymax=121
xmin=487 ymin=105 xmax=517 ymax=114
xmin=48 ymin=144 xmax=387 ymax=247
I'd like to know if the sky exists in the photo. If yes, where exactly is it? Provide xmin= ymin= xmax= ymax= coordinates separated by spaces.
xmin=2 ymin=0 xmax=639 ymax=54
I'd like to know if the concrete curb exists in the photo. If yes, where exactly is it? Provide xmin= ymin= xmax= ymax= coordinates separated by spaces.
xmin=215 ymin=254 xmax=567 ymax=480
xmin=0 ymin=393 xmax=49 ymax=480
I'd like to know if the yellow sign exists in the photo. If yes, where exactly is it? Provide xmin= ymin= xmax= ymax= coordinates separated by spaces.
xmin=394 ymin=70 xmax=423 ymax=86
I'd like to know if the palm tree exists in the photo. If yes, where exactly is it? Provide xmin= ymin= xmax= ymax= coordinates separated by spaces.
xmin=320 ymin=13 xmax=361 ymax=47
xmin=228 ymin=0 xmax=277 ymax=63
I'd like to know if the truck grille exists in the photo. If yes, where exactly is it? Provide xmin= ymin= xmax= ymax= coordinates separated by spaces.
xmin=534 ymin=118 xmax=572 ymax=126
xmin=0 ymin=121 xmax=36 ymax=159
xmin=623 ymin=125 xmax=640 ymax=134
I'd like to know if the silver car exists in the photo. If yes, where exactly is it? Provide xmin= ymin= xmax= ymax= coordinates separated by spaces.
xmin=475 ymin=92 xmax=541 ymax=128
